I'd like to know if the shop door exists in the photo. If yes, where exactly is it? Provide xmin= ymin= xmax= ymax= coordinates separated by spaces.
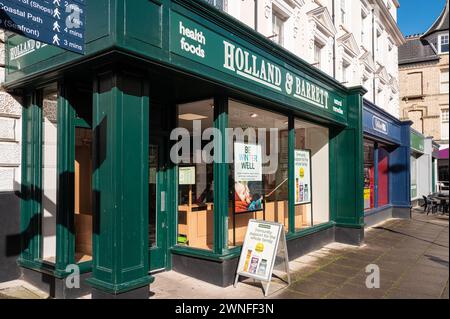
xmin=149 ymin=104 xmax=169 ymax=271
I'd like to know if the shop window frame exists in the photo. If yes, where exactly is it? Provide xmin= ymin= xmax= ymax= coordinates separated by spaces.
xmin=363 ymin=138 xmax=395 ymax=214
xmin=171 ymin=94 xmax=336 ymax=260
xmin=18 ymin=81 xmax=94 ymax=278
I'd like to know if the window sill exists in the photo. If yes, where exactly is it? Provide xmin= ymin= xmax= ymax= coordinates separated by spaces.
xmin=364 ymin=204 xmax=393 ymax=216
xmin=170 ymin=222 xmax=335 ymax=262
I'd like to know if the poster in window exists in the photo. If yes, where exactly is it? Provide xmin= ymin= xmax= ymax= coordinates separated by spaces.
xmin=294 ymin=150 xmax=311 ymax=205
xmin=179 ymin=166 xmax=196 ymax=185
xmin=234 ymin=143 xmax=263 ymax=213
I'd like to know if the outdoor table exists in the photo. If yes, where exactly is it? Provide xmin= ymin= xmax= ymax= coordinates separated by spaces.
xmin=431 ymin=195 xmax=449 ymax=214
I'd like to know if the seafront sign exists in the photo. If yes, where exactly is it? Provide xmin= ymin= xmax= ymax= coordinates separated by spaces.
xmin=0 ymin=0 xmax=85 ymax=54
xmin=170 ymin=11 xmax=347 ymax=118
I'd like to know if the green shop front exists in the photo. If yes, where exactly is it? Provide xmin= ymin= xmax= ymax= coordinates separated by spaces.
xmin=4 ymin=0 xmax=366 ymax=299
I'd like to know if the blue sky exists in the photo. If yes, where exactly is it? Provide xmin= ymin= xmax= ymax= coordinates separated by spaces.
xmin=398 ymin=0 xmax=447 ymax=36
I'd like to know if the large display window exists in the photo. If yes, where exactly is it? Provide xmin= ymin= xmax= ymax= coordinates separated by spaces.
xmin=41 ymin=85 xmax=58 ymax=263
xmin=176 ymin=99 xmax=215 ymax=250
xmin=377 ymin=146 xmax=390 ymax=207
xmin=411 ymin=155 xmax=418 ymax=199
xmin=364 ymin=140 xmax=375 ymax=211
xmin=294 ymin=119 xmax=330 ymax=231
xmin=228 ymin=100 xmax=289 ymax=247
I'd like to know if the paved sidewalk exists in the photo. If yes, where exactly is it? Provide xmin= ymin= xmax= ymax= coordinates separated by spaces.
xmin=150 ymin=210 xmax=449 ymax=299
xmin=0 ymin=281 xmax=49 ymax=299
xmin=0 ymin=209 xmax=447 ymax=299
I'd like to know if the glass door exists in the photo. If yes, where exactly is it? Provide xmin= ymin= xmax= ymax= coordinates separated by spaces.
xmin=149 ymin=104 xmax=168 ymax=271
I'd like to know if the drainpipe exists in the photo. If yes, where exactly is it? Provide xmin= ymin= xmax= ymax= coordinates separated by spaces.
xmin=372 ymin=8 xmax=376 ymax=104
xmin=254 ymin=0 xmax=258 ymax=32
xmin=332 ymin=0 xmax=336 ymax=79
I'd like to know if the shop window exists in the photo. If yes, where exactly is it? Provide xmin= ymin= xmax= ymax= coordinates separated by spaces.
xmin=228 ymin=100 xmax=288 ymax=247
xmin=149 ymin=142 xmax=158 ymax=248
xmin=41 ymin=85 xmax=58 ymax=262
xmin=364 ymin=140 xmax=375 ymax=211
xmin=294 ymin=119 xmax=330 ymax=231
xmin=411 ymin=155 xmax=418 ymax=199
xmin=176 ymin=99 xmax=214 ymax=251
xmin=74 ymin=128 xmax=93 ymax=263
xmin=377 ymin=147 xmax=389 ymax=207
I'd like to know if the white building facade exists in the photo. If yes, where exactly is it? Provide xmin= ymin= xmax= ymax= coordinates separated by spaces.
xmin=222 ymin=0 xmax=405 ymax=117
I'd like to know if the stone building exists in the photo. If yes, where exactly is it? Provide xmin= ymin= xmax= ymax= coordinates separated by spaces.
xmin=0 ymin=30 xmax=22 ymax=282
xmin=399 ymin=1 xmax=449 ymax=149
xmin=223 ymin=0 xmax=404 ymax=117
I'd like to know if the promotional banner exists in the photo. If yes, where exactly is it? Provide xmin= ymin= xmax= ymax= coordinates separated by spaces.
xmin=236 ymin=220 xmax=282 ymax=282
xmin=294 ymin=150 xmax=311 ymax=205
xmin=234 ymin=143 xmax=263 ymax=213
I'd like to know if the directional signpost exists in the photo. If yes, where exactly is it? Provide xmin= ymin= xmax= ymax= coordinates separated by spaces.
xmin=0 ymin=0 xmax=85 ymax=54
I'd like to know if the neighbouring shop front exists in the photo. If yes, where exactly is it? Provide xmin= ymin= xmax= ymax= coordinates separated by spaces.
xmin=429 ymin=140 xmax=440 ymax=194
xmin=410 ymin=130 xmax=430 ymax=206
xmin=4 ymin=0 xmax=366 ymax=299
xmin=362 ymin=100 xmax=412 ymax=227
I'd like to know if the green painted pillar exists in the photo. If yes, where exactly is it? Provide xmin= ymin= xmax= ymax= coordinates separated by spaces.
xmin=332 ymin=86 xmax=366 ymax=246
xmin=19 ymin=92 xmax=42 ymax=266
xmin=86 ymin=67 xmax=153 ymax=298
xmin=55 ymin=82 xmax=76 ymax=277
xmin=213 ymin=96 xmax=229 ymax=254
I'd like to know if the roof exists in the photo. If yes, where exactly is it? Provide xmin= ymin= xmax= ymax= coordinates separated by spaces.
xmin=398 ymin=35 xmax=440 ymax=65
xmin=422 ymin=0 xmax=449 ymax=38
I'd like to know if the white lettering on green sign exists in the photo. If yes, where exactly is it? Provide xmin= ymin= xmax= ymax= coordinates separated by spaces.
xmin=9 ymin=39 xmax=47 ymax=61
xmin=170 ymin=12 xmax=346 ymax=117
xmin=223 ymin=40 xmax=330 ymax=109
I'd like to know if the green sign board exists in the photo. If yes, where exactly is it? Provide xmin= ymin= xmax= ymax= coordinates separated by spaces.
xmin=410 ymin=130 xmax=425 ymax=153
xmin=170 ymin=12 xmax=346 ymax=118
xmin=7 ymin=35 xmax=64 ymax=73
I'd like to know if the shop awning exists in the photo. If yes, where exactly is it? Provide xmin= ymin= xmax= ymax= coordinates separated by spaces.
xmin=439 ymin=148 xmax=449 ymax=159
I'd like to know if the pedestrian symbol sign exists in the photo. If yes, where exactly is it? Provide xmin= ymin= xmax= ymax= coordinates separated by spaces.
xmin=0 ymin=0 xmax=86 ymax=54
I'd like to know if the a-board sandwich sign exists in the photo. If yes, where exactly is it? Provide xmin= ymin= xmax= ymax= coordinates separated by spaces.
xmin=0 ymin=0 xmax=85 ymax=54
xmin=234 ymin=220 xmax=290 ymax=296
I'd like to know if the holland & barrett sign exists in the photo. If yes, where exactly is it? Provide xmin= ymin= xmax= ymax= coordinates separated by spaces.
xmin=171 ymin=12 xmax=346 ymax=118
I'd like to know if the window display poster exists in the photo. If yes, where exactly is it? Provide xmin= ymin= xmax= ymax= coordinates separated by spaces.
xmin=234 ymin=143 xmax=262 ymax=182
xmin=234 ymin=143 xmax=264 ymax=213
xmin=179 ymin=166 xmax=196 ymax=185
xmin=294 ymin=150 xmax=311 ymax=204
xmin=236 ymin=220 xmax=283 ymax=282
